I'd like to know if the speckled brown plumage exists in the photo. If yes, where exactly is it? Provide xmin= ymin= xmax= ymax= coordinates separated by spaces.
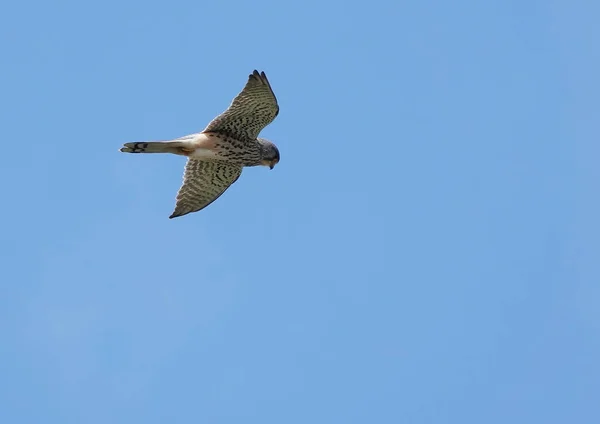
xmin=120 ymin=70 xmax=281 ymax=219
xmin=169 ymin=160 xmax=242 ymax=218
xmin=203 ymin=70 xmax=279 ymax=142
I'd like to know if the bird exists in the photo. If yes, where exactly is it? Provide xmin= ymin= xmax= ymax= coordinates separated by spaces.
xmin=120 ymin=70 xmax=280 ymax=219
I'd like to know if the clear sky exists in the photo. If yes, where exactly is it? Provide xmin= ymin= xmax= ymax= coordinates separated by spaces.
xmin=1 ymin=0 xmax=598 ymax=423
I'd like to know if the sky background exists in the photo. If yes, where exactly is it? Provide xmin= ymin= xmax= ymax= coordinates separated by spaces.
xmin=0 ymin=0 xmax=598 ymax=423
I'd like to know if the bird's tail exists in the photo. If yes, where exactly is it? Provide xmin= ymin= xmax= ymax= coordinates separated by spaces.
xmin=120 ymin=140 xmax=190 ymax=154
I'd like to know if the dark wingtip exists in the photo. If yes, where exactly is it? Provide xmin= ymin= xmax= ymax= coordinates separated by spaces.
xmin=251 ymin=70 xmax=270 ymax=84
xmin=169 ymin=210 xmax=190 ymax=219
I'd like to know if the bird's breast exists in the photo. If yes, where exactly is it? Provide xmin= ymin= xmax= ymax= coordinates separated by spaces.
xmin=188 ymin=148 xmax=220 ymax=159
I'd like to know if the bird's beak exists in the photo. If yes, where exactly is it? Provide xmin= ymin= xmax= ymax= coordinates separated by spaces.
xmin=269 ymin=164 xmax=274 ymax=170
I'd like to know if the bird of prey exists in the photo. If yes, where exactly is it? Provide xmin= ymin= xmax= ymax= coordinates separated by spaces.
xmin=120 ymin=70 xmax=280 ymax=219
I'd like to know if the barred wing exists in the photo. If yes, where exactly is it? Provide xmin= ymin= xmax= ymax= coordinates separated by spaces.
xmin=169 ymin=159 xmax=242 ymax=218
xmin=202 ymin=70 xmax=279 ymax=141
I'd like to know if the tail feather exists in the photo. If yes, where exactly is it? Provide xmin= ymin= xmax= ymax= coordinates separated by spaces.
xmin=120 ymin=141 xmax=186 ymax=154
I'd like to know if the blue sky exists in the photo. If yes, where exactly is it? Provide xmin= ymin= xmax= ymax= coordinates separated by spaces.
xmin=1 ymin=0 xmax=598 ymax=422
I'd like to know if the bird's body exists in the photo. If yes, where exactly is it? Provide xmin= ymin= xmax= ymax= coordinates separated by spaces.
xmin=120 ymin=70 xmax=280 ymax=218
xmin=122 ymin=133 xmax=263 ymax=165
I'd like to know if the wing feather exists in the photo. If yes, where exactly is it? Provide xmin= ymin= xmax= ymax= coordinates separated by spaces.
xmin=202 ymin=70 xmax=279 ymax=141
xmin=169 ymin=159 xmax=242 ymax=218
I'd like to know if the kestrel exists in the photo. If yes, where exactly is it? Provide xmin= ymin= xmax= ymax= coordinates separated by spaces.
xmin=120 ymin=70 xmax=280 ymax=219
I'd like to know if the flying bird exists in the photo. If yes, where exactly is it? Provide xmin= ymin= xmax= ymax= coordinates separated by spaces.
xmin=120 ymin=70 xmax=280 ymax=219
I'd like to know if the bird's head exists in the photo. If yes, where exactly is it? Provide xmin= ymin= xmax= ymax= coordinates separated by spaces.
xmin=259 ymin=139 xmax=280 ymax=170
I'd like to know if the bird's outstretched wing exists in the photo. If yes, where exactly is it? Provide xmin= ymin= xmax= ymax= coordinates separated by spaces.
xmin=202 ymin=70 xmax=279 ymax=141
xmin=170 ymin=159 xmax=242 ymax=219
